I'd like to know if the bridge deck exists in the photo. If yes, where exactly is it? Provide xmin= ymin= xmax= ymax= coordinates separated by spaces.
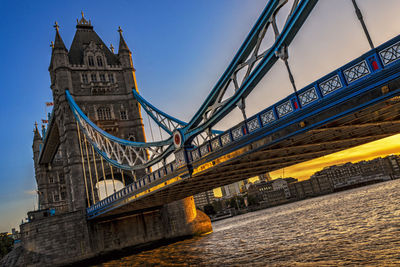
xmin=87 ymin=35 xmax=400 ymax=220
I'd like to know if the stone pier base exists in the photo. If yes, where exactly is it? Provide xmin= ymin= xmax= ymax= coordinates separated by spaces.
xmin=0 ymin=197 xmax=212 ymax=266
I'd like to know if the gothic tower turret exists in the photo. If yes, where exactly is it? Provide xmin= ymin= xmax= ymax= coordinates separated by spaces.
xmin=32 ymin=122 xmax=42 ymax=167
xmin=33 ymin=13 xmax=147 ymax=212
xmin=117 ymin=26 xmax=132 ymax=68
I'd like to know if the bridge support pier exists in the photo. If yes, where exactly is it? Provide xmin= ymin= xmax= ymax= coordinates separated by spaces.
xmin=1 ymin=197 xmax=212 ymax=266
xmin=88 ymin=196 xmax=212 ymax=255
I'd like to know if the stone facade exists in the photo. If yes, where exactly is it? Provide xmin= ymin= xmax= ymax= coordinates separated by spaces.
xmin=1 ymin=15 xmax=212 ymax=266
xmin=2 ymin=198 xmax=211 ymax=266
xmin=310 ymin=155 xmax=400 ymax=190
xmin=193 ymin=190 xmax=216 ymax=210
xmin=32 ymin=15 xmax=147 ymax=212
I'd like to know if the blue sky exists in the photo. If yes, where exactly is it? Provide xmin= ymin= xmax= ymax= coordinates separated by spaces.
xmin=0 ymin=0 xmax=399 ymax=232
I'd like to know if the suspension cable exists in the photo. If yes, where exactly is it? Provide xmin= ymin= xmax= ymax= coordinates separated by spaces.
xmin=146 ymin=112 xmax=155 ymax=142
xmin=109 ymin=164 xmax=116 ymax=193
xmin=91 ymin=146 xmax=100 ymax=200
xmin=120 ymin=169 xmax=126 ymax=185
xmin=277 ymin=46 xmax=297 ymax=93
xmin=84 ymin=135 xmax=95 ymax=205
xmin=76 ymin=122 xmax=90 ymax=207
xmin=351 ymin=0 xmax=374 ymax=49
xmin=100 ymin=157 xmax=108 ymax=197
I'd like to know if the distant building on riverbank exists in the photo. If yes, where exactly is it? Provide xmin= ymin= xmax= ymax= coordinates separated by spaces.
xmin=245 ymin=155 xmax=400 ymax=206
xmin=311 ymin=155 xmax=400 ymax=190
xmin=193 ymin=190 xmax=216 ymax=210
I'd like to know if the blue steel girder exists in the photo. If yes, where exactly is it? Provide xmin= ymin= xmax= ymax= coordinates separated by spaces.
xmin=65 ymin=90 xmax=174 ymax=171
xmin=87 ymin=32 xmax=400 ymax=218
xmin=182 ymin=0 xmax=318 ymax=143
xmin=132 ymin=89 xmax=187 ymax=135
xmin=132 ymin=90 xmax=223 ymax=144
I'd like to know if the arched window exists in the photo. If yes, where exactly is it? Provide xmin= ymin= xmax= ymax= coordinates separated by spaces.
xmin=88 ymin=56 xmax=94 ymax=66
xmin=97 ymin=107 xmax=112 ymax=120
xmin=97 ymin=56 xmax=103 ymax=67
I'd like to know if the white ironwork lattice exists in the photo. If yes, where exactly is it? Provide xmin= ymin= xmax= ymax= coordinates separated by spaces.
xmin=276 ymin=100 xmax=293 ymax=118
xmin=247 ymin=118 xmax=260 ymax=132
xmin=146 ymin=105 xmax=182 ymax=134
xmin=175 ymin=150 xmax=186 ymax=167
xmin=192 ymin=149 xmax=200 ymax=161
xmin=211 ymin=139 xmax=221 ymax=150
xmin=379 ymin=41 xmax=400 ymax=66
xmin=299 ymin=87 xmax=318 ymax=106
xmin=344 ymin=60 xmax=370 ymax=83
xmin=221 ymin=133 xmax=231 ymax=146
xmin=260 ymin=110 xmax=275 ymax=125
xmin=319 ymin=75 xmax=342 ymax=96
xmin=75 ymin=114 xmax=169 ymax=170
xmin=232 ymin=127 xmax=243 ymax=140
xmin=200 ymin=144 xmax=209 ymax=156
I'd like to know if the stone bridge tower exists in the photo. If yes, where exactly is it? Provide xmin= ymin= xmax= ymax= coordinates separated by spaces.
xmin=38 ymin=14 xmax=147 ymax=212
xmin=6 ymin=14 xmax=212 ymax=266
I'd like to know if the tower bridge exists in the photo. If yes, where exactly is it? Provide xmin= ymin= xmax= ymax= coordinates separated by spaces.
xmin=6 ymin=1 xmax=400 ymax=265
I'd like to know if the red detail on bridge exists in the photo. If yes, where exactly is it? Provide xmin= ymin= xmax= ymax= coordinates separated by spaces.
xmin=174 ymin=134 xmax=180 ymax=146
xmin=294 ymin=101 xmax=299 ymax=109
xmin=372 ymin=60 xmax=379 ymax=70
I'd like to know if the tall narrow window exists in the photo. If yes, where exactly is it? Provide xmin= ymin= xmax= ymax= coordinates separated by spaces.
xmin=82 ymin=73 xmax=88 ymax=84
xmin=91 ymin=73 xmax=97 ymax=82
xmin=97 ymin=107 xmax=112 ymax=120
xmin=100 ymin=74 xmax=106 ymax=82
xmin=59 ymin=173 xmax=65 ymax=183
xmin=88 ymin=56 xmax=94 ymax=66
xmin=108 ymin=73 xmax=115 ymax=83
xmin=120 ymin=110 xmax=127 ymax=120
xmin=97 ymin=56 xmax=103 ymax=67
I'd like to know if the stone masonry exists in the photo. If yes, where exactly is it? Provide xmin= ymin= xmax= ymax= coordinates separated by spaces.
xmin=0 ymin=14 xmax=212 ymax=266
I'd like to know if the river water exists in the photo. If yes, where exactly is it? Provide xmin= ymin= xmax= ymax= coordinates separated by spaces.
xmin=98 ymin=179 xmax=400 ymax=266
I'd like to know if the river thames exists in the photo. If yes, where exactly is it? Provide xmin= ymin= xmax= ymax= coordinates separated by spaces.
xmin=98 ymin=179 xmax=400 ymax=266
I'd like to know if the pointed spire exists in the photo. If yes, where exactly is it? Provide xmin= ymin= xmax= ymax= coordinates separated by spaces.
xmin=118 ymin=26 xmax=130 ymax=53
xmin=76 ymin=11 xmax=93 ymax=29
xmin=41 ymin=124 xmax=46 ymax=138
xmin=33 ymin=122 xmax=42 ymax=140
xmin=53 ymin=21 xmax=67 ymax=51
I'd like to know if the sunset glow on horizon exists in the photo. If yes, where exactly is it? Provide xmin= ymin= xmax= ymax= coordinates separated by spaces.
xmin=270 ymin=133 xmax=400 ymax=181
xmin=214 ymin=133 xmax=400 ymax=198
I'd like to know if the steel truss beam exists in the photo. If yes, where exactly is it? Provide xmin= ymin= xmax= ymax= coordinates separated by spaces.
xmin=66 ymin=90 xmax=174 ymax=170
xmin=182 ymin=0 xmax=319 ymax=143
xmin=132 ymin=90 xmax=223 ymax=146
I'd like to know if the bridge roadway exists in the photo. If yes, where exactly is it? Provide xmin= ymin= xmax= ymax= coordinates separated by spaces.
xmin=88 ymin=34 xmax=400 ymax=220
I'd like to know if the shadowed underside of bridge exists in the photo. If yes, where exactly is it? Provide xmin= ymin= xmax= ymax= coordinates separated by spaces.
xmin=92 ymin=70 xmax=400 ymax=220
xmin=63 ymin=0 xmax=400 ymax=220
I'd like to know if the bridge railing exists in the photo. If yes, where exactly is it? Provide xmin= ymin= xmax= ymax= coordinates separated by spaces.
xmin=87 ymin=160 xmax=177 ymax=215
xmin=86 ymin=29 xmax=400 ymax=218
xmin=182 ymin=34 xmax=400 ymax=166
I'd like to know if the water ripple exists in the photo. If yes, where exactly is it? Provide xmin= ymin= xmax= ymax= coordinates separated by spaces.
xmin=98 ymin=180 xmax=400 ymax=266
